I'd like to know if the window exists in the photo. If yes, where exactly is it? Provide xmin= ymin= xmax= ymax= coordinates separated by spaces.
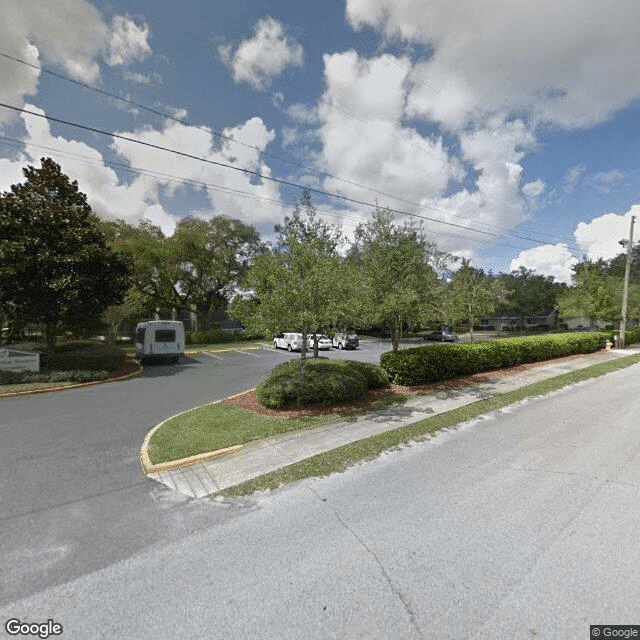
xmin=155 ymin=329 xmax=176 ymax=342
xmin=135 ymin=327 xmax=146 ymax=343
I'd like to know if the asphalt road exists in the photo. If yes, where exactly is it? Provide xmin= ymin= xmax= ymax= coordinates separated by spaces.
xmin=0 ymin=341 xmax=391 ymax=607
xmin=1 ymin=360 xmax=638 ymax=638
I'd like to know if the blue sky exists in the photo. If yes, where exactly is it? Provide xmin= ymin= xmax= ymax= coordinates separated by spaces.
xmin=1 ymin=0 xmax=639 ymax=282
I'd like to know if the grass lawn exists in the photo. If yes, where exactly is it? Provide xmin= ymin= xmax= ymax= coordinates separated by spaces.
xmin=215 ymin=351 xmax=640 ymax=497
xmin=147 ymin=404 xmax=342 ymax=464
xmin=0 ymin=380 xmax=79 ymax=394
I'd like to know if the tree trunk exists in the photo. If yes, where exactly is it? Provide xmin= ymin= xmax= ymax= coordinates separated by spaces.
xmin=468 ymin=304 xmax=475 ymax=342
xmin=391 ymin=317 xmax=402 ymax=352
xmin=45 ymin=322 xmax=57 ymax=363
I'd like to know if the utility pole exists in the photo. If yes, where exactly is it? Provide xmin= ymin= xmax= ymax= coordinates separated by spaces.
xmin=620 ymin=214 xmax=636 ymax=348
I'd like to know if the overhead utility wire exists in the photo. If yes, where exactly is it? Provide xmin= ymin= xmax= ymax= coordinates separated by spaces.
xmin=0 ymin=133 xmax=537 ymax=252
xmin=0 ymin=101 xmax=501 ymax=238
xmin=0 ymin=51 xmax=577 ymax=247
xmin=0 ymin=103 xmax=594 ymax=256
xmin=0 ymin=133 xmax=553 ymax=254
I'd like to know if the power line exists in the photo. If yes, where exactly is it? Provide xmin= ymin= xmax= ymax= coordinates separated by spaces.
xmin=0 ymin=134 xmax=541 ymax=253
xmin=0 ymin=101 xmax=596 ymax=257
xmin=0 ymin=50 xmax=582 ymax=248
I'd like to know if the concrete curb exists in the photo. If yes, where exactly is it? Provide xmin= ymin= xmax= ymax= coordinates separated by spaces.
xmin=0 ymin=359 xmax=143 ymax=398
xmin=139 ymin=389 xmax=253 ymax=474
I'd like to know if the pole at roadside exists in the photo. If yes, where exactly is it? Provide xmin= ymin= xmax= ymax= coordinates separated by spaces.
xmin=620 ymin=215 xmax=636 ymax=348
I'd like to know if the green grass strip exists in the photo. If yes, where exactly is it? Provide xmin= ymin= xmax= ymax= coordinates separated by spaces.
xmin=148 ymin=392 xmax=407 ymax=464
xmin=148 ymin=404 xmax=341 ymax=464
xmin=0 ymin=381 xmax=78 ymax=394
xmin=215 ymin=352 xmax=640 ymax=498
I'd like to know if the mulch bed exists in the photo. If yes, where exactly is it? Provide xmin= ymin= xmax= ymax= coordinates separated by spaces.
xmin=108 ymin=356 xmax=141 ymax=379
xmin=223 ymin=351 xmax=599 ymax=418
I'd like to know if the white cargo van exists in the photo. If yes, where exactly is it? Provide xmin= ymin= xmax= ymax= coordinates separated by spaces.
xmin=273 ymin=332 xmax=305 ymax=351
xmin=135 ymin=321 xmax=185 ymax=364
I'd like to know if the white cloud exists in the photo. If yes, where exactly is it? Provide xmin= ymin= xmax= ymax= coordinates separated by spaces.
xmin=317 ymin=51 xmax=463 ymax=208
xmin=592 ymin=169 xmax=626 ymax=194
xmin=218 ymin=16 xmax=303 ymax=90
xmin=347 ymin=0 xmax=640 ymax=131
xmin=111 ymin=113 xmax=285 ymax=228
xmin=106 ymin=15 xmax=152 ymax=67
xmin=575 ymin=205 xmax=640 ymax=260
xmin=510 ymin=244 xmax=578 ymax=283
xmin=510 ymin=204 xmax=640 ymax=282
xmin=123 ymin=70 xmax=161 ymax=85
xmin=563 ymin=164 xmax=585 ymax=193
xmin=0 ymin=0 xmax=108 ymax=124
xmin=422 ymin=120 xmax=538 ymax=245
xmin=9 ymin=105 xmax=177 ymax=234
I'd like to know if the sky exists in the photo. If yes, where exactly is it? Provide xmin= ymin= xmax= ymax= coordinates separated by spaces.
xmin=1 ymin=0 xmax=639 ymax=283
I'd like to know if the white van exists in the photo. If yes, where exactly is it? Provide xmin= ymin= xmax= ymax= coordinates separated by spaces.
xmin=273 ymin=332 xmax=305 ymax=351
xmin=135 ymin=321 xmax=185 ymax=364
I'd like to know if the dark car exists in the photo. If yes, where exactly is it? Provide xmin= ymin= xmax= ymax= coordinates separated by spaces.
xmin=424 ymin=325 xmax=459 ymax=342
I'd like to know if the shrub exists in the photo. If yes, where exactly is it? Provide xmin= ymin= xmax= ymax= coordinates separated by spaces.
xmin=1 ymin=369 xmax=109 ymax=385
xmin=40 ymin=342 xmax=127 ymax=372
xmin=185 ymin=329 xmax=230 ymax=345
xmin=256 ymin=358 xmax=389 ymax=408
xmin=380 ymin=332 xmax=610 ymax=385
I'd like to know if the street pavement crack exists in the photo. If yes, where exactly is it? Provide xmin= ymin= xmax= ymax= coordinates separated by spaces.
xmin=308 ymin=486 xmax=425 ymax=639
xmin=505 ymin=465 xmax=640 ymax=488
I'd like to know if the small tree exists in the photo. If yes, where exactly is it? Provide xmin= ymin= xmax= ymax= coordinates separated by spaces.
xmin=446 ymin=260 xmax=509 ymax=341
xmin=0 ymin=158 xmax=132 ymax=356
xmin=350 ymin=207 xmax=446 ymax=351
xmin=231 ymin=191 xmax=352 ymax=360
xmin=557 ymin=260 xmax=621 ymax=327
xmin=102 ymin=290 xmax=150 ymax=345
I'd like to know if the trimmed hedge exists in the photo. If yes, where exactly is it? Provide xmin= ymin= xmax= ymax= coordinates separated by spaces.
xmin=35 ymin=342 xmax=127 ymax=372
xmin=256 ymin=358 xmax=390 ymax=408
xmin=185 ymin=329 xmax=231 ymax=345
xmin=380 ymin=332 xmax=612 ymax=386
xmin=0 ymin=369 xmax=109 ymax=385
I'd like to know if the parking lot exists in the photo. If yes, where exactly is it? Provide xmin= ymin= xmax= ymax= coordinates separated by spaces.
xmin=187 ymin=335 xmax=438 ymax=369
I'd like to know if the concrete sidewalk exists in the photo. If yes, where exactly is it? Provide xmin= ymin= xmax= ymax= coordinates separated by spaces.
xmin=143 ymin=348 xmax=640 ymax=499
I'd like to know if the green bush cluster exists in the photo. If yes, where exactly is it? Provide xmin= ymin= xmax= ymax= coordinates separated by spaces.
xmin=380 ymin=332 xmax=611 ymax=385
xmin=185 ymin=329 xmax=231 ymax=345
xmin=607 ymin=327 xmax=640 ymax=345
xmin=256 ymin=358 xmax=390 ymax=408
xmin=41 ymin=343 xmax=127 ymax=372
xmin=0 ymin=369 xmax=109 ymax=385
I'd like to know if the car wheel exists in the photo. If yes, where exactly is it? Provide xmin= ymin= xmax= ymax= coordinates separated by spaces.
xmin=338 ymin=342 xmax=343 ymax=349
xmin=287 ymin=344 xmax=292 ymax=352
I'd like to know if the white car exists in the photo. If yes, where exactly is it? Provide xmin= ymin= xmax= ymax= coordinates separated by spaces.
xmin=308 ymin=334 xmax=332 ymax=350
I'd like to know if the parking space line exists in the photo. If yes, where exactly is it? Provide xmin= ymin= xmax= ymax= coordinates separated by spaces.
xmin=201 ymin=351 xmax=224 ymax=360
xmin=234 ymin=349 xmax=261 ymax=357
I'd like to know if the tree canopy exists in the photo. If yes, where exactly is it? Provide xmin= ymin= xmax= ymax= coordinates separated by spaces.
xmin=349 ymin=207 xmax=447 ymax=351
xmin=0 ymin=158 xmax=132 ymax=354
xmin=230 ymin=190 xmax=351 ymax=359
xmin=103 ymin=214 xmax=264 ymax=329
xmin=445 ymin=260 xmax=509 ymax=340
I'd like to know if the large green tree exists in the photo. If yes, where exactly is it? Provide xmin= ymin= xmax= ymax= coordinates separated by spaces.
xmin=0 ymin=158 xmax=132 ymax=356
xmin=557 ymin=259 xmax=639 ymax=326
xmin=445 ymin=260 xmax=509 ymax=341
xmin=349 ymin=207 xmax=446 ymax=351
xmin=497 ymin=266 xmax=566 ymax=328
xmin=103 ymin=215 xmax=264 ymax=329
xmin=231 ymin=191 xmax=352 ymax=360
